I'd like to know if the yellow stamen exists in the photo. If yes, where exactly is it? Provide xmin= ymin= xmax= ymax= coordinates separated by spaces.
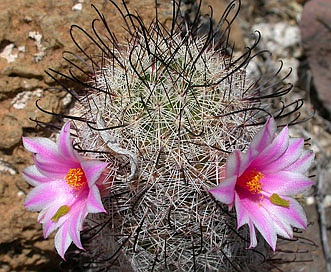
xmin=65 ymin=168 xmax=86 ymax=190
xmin=244 ymin=169 xmax=264 ymax=194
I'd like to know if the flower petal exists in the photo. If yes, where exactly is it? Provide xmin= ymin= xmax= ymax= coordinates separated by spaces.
xmin=248 ymin=220 xmax=258 ymax=248
xmin=33 ymin=156 xmax=78 ymax=178
xmin=250 ymin=117 xmax=277 ymax=153
xmin=54 ymin=222 xmax=72 ymax=260
xmin=24 ymin=183 xmax=60 ymax=212
xmin=42 ymin=205 xmax=68 ymax=238
xmin=22 ymin=165 xmax=49 ymax=186
xmin=235 ymin=194 xmax=277 ymax=251
xmin=226 ymin=149 xmax=256 ymax=177
xmin=81 ymin=160 xmax=108 ymax=187
xmin=226 ymin=150 xmax=241 ymax=177
xmin=87 ymin=185 xmax=107 ymax=213
xmin=235 ymin=194 xmax=258 ymax=248
xmin=252 ymin=126 xmax=289 ymax=169
xmin=284 ymin=150 xmax=314 ymax=174
xmin=23 ymin=134 xmax=79 ymax=178
xmin=239 ymin=148 xmax=257 ymax=176
xmin=260 ymin=138 xmax=303 ymax=173
xmin=267 ymin=197 xmax=307 ymax=230
xmin=68 ymin=207 xmax=86 ymax=250
xmin=23 ymin=137 xmax=58 ymax=158
xmin=235 ymin=194 xmax=250 ymax=227
xmin=209 ymin=176 xmax=237 ymax=205
xmin=262 ymin=171 xmax=314 ymax=196
xmin=58 ymin=122 xmax=80 ymax=162
xmin=261 ymin=198 xmax=293 ymax=239
xmin=42 ymin=192 xmax=86 ymax=239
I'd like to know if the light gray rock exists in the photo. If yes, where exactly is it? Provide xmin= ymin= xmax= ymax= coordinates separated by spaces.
xmin=300 ymin=0 xmax=331 ymax=116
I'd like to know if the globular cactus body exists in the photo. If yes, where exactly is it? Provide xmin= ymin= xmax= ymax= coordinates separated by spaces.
xmin=44 ymin=1 xmax=301 ymax=271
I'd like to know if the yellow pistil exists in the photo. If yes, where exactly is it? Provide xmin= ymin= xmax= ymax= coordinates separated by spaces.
xmin=270 ymin=193 xmax=290 ymax=208
xmin=244 ymin=169 xmax=264 ymax=194
xmin=65 ymin=168 xmax=87 ymax=190
xmin=51 ymin=205 xmax=70 ymax=222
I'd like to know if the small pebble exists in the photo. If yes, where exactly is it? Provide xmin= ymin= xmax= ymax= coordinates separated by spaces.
xmin=306 ymin=196 xmax=315 ymax=205
xmin=72 ymin=3 xmax=83 ymax=11
xmin=323 ymin=195 xmax=331 ymax=208
xmin=17 ymin=191 xmax=25 ymax=198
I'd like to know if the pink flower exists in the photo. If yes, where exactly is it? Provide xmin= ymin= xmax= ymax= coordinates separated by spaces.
xmin=209 ymin=117 xmax=314 ymax=251
xmin=22 ymin=122 xmax=108 ymax=259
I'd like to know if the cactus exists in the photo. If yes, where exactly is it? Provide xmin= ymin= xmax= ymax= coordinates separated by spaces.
xmin=40 ymin=0 xmax=305 ymax=271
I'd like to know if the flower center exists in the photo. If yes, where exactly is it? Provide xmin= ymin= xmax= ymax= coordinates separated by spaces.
xmin=243 ymin=169 xmax=264 ymax=194
xmin=65 ymin=168 xmax=87 ymax=190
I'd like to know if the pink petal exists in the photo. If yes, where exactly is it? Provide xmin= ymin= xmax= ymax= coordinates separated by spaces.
xmin=235 ymin=194 xmax=277 ymax=251
xmin=54 ymin=222 xmax=72 ymax=259
xmin=267 ymin=197 xmax=307 ymax=229
xmin=42 ymin=205 xmax=68 ymax=238
xmin=284 ymin=150 xmax=314 ymax=174
xmin=226 ymin=149 xmax=255 ymax=177
xmin=33 ymin=156 xmax=78 ymax=178
xmin=23 ymin=137 xmax=58 ymax=157
xmin=239 ymin=148 xmax=257 ymax=176
xmin=37 ymin=208 xmax=48 ymax=223
xmin=261 ymin=138 xmax=304 ymax=173
xmin=24 ymin=183 xmax=60 ymax=212
xmin=42 ymin=192 xmax=86 ymax=238
xmin=209 ymin=176 xmax=237 ymax=205
xmin=235 ymin=194 xmax=250 ymax=227
xmin=262 ymin=171 xmax=314 ymax=196
xmin=81 ymin=160 xmax=108 ymax=187
xmin=68 ymin=207 xmax=86 ymax=249
xmin=23 ymin=136 xmax=79 ymax=178
xmin=226 ymin=150 xmax=241 ymax=177
xmin=250 ymin=117 xmax=277 ymax=153
xmin=87 ymin=185 xmax=106 ymax=213
xmin=271 ymin=218 xmax=293 ymax=239
xmin=248 ymin=221 xmax=258 ymax=248
xmin=58 ymin=122 xmax=80 ymax=162
xmin=252 ymin=126 xmax=289 ymax=169
xmin=235 ymin=194 xmax=258 ymax=248
xmin=262 ymin=198 xmax=293 ymax=239
xmin=22 ymin=165 xmax=49 ymax=186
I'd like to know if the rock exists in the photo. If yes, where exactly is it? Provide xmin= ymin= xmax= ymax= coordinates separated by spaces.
xmin=0 ymin=9 xmax=11 ymax=42
xmin=252 ymin=22 xmax=302 ymax=83
xmin=300 ymin=0 xmax=331 ymax=115
xmin=0 ymin=148 xmax=60 ymax=271
xmin=9 ymin=89 xmax=64 ymax=128
xmin=0 ymin=115 xmax=22 ymax=150
xmin=0 ymin=180 xmax=8 ymax=196
xmin=0 ymin=159 xmax=18 ymax=176
xmin=252 ymin=22 xmax=301 ymax=56
xmin=0 ymin=77 xmax=43 ymax=101
xmin=200 ymin=0 xmax=245 ymax=50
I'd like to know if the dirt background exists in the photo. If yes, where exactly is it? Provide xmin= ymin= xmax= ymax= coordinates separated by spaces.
xmin=0 ymin=0 xmax=330 ymax=271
